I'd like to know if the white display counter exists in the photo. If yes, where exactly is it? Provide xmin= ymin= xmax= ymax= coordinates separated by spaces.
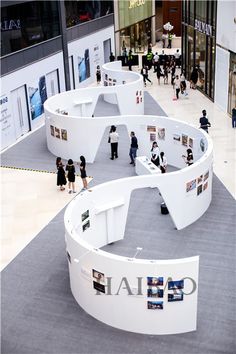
xmin=135 ymin=156 xmax=161 ymax=175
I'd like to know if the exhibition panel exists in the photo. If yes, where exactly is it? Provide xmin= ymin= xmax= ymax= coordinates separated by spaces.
xmin=64 ymin=174 xmax=201 ymax=334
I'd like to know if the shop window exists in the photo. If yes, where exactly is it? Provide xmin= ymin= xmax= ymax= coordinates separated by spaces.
xmin=195 ymin=31 xmax=206 ymax=91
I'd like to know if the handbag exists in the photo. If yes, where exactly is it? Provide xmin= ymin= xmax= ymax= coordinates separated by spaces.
xmin=108 ymin=137 xmax=111 ymax=143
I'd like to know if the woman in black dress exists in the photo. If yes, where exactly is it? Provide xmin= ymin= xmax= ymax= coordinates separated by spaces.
xmin=56 ymin=157 xmax=67 ymax=191
xmin=182 ymin=149 xmax=194 ymax=166
xmin=66 ymin=159 xmax=76 ymax=193
xmin=79 ymin=155 xmax=87 ymax=190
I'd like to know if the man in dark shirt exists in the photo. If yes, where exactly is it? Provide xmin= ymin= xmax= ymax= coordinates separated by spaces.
xmin=199 ymin=110 xmax=211 ymax=133
xmin=129 ymin=131 xmax=138 ymax=165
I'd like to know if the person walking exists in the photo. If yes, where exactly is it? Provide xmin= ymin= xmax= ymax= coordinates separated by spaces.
xmin=174 ymin=49 xmax=181 ymax=68
xmin=66 ymin=159 xmax=76 ymax=193
xmin=128 ymin=49 xmax=133 ymax=71
xmin=109 ymin=125 xmax=119 ymax=159
xmin=150 ymin=141 xmax=160 ymax=166
xmin=180 ymin=71 xmax=187 ymax=96
xmin=109 ymin=52 xmax=115 ymax=62
xmin=146 ymin=49 xmax=154 ymax=70
xmin=129 ymin=131 xmax=138 ymax=166
xmin=232 ymin=107 xmax=236 ymax=128
xmin=174 ymin=75 xmax=181 ymax=99
xmin=156 ymin=63 xmax=163 ymax=85
xmin=199 ymin=110 xmax=211 ymax=133
xmin=153 ymin=52 xmax=159 ymax=73
xmin=79 ymin=155 xmax=87 ymax=191
xmin=160 ymin=152 xmax=167 ymax=173
xmin=190 ymin=67 xmax=198 ymax=89
xmin=163 ymin=64 xmax=169 ymax=84
xmin=167 ymin=32 xmax=173 ymax=48
xmin=182 ymin=149 xmax=194 ymax=166
xmin=141 ymin=65 xmax=153 ymax=87
xmin=96 ymin=65 xmax=101 ymax=84
xmin=56 ymin=157 xmax=67 ymax=191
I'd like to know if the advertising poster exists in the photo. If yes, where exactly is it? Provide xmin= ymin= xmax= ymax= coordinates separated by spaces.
xmin=78 ymin=49 xmax=91 ymax=83
xmin=0 ymin=93 xmax=14 ymax=150
xmin=93 ymin=44 xmax=100 ymax=67
xmin=28 ymin=76 xmax=47 ymax=120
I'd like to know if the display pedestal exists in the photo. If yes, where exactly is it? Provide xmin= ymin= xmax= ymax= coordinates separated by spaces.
xmin=135 ymin=156 xmax=161 ymax=176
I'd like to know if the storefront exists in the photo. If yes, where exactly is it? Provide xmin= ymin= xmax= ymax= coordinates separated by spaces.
xmin=181 ymin=0 xmax=217 ymax=99
xmin=114 ymin=0 xmax=155 ymax=55
xmin=228 ymin=53 xmax=236 ymax=116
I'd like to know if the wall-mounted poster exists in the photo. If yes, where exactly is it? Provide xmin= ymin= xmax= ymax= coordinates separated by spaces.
xmin=136 ymin=90 xmax=138 ymax=95
xmin=173 ymin=134 xmax=181 ymax=143
xmin=93 ymin=281 xmax=105 ymax=293
xmin=50 ymin=125 xmax=55 ymax=137
xmin=147 ymin=126 xmax=156 ymax=132
xmin=92 ymin=269 xmax=105 ymax=282
xmin=105 ymin=74 xmax=108 ymax=81
xmin=55 ymin=127 xmax=60 ymax=139
xmin=203 ymin=181 xmax=208 ymax=191
xmin=147 ymin=277 xmax=163 ymax=286
xmin=136 ymin=97 xmax=139 ymax=104
xmin=188 ymin=137 xmax=193 ymax=148
xmin=82 ymin=220 xmax=90 ymax=232
xmin=28 ymin=75 xmax=47 ymax=120
xmin=150 ymin=133 xmax=156 ymax=141
xmin=182 ymin=134 xmax=188 ymax=146
xmin=122 ymin=81 xmax=126 ymax=84
xmin=186 ymin=179 xmax=196 ymax=192
xmin=78 ymin=49 xmax=90 ymax=83
xmin=168 ymin=280 xmax=184 ymax=290
xmin=158 ymin=128 xmax=165 ymax=140
xmin=168 ymin=292 xmax=183 ymax=302
xmin=81 ymin=210 xmax=89 ymax=222
xmin=197 ymin=184 xmax=203 ymax=196
xmin=197 ymin=175 xmax=203 ymax=184
xmin=147 ymin=301 xmax=163 ymax=310
xmin=61 ymin=129 xmax=67 ymax=141
xmin=204 ymin=170 xmax=209 ymax=181
xmin=147 ymin=288 xmax=163 ymax=298
xmin=200 ymin=138 xmax=205 ymax=152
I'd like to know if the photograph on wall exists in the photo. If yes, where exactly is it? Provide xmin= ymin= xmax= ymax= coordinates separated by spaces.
xmin=188 ymin=137 xmax=193 ymax=148
xmin=55 ymin=127 xmax=60 ymax=139
xmin=50 ymin=125 xmax=55 ymax=137
xmin=105 ymin=74 xmax=108 ymax=81
xmin=173 ymin=134 xmax=181 ymax=143
xmin=203 ymin=181 xmax=208 ymax=191
xmin=147 ymin=288 xmax=163 ymax=298
xmin=150 ymin=133 xmax=156 ymax=142
xmin=168 ymin=280 xmax=184 ymax=290
xmin=197 ymin=184 xmax=203 ymax=196
xmin=93 ymin=281 xmax=105 ymax=293
xmin=200 ymin=138 xmax=205 ymax=152
xmin=158 ymin=128 xmax=165 ymax=140
xmin=140 ymin=97 xmax=142 ymax=103
xmin=186 ymin=179 xmax=196 ymax=193
xmin=136 ymin=97 xmax=139 ymax=104
xmin=139 ymin=91 xmax=142 ymax=96
xmin=82 ymin=220 xmax=90 ymax=232
xmin=28 ymin=75 xmax=48 ymax=120
xmin=147 ymin=277 xmax=163 ymax=286
xmin=168 ymin=292 xmax=183 ymax=302
xmin=66 ymin=251 xmax=71 ymax=263
xmin=78 ymin=49 xmax=90 ymax=83
xmin=147 ymin=301 xmax=163 ymax=310
xmin=197 ymin=175 xmax=203 ymax=184
xmin=136 ymin=90 xmax=138 ymax=95
xmin=204 ymin=170 xmax=209 ymax=181
xmin=147 ymin=126 xmax=156 ymax=132
xmin=81 ymin=209 xmax=89 ymax=222
xmin=61 ymin=129 xmax=68 ymax=141
xmin=92 ymin=269 xmax=105 ymax=283
xmin=182 ymin=134 xmax=188 ymax=146
xmin=122 ymin=81 xmax=126 ymax=84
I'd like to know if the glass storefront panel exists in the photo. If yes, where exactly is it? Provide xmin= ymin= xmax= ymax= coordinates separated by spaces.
xmin=186 ymin=26 xmax=194 ymax=79
xmin=195 ymin=1 xmax=207 ymax=22
xmin=119 ymin=18 xmax=151 ymax=54
xmin=1 ymin=1 xmax=60 ymax=56
xmin=118 ymin=0 xmax=152 ymax=30
xmin=228 ymin=53 xmax=236 ymax=115
xmin=195 ymin=31 xmax=206 ymax=91
xmin=65 ymin=1 xmax=113 ymax=28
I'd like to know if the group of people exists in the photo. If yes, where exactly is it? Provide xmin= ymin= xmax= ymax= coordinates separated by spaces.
xmin=56 ymin=156 xmax=87 ymax=193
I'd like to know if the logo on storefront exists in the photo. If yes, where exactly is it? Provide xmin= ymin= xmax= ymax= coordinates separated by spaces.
xmin=129 ymin=0 xmax=145 ymax=9
xmin=195 ymin=19 xmax=212 ymax=36
xmin=0 ymin=19 xmax=21 ymax=31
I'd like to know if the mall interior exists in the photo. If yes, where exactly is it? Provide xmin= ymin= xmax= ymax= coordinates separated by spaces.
xmin=1 ymin=0 xmax=236 ymax=353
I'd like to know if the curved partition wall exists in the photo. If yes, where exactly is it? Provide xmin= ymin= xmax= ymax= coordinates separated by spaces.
xmin=65 ymin=174 xmax=201 ymax=335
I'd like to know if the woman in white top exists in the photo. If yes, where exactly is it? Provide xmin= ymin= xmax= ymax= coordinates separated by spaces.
xmin=174 ymin=75 xmax=181 ymax=99
xmin=150 ymin=141 xmax=160 ymax=166
xmin=160 ymin=151 xmax=167 ymax=173
xmin=109 ymin=125 xmax=119 ymax=160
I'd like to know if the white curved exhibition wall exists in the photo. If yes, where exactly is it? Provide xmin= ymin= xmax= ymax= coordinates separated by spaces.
xmin=65 ymin=174 xmax=200 ymax=335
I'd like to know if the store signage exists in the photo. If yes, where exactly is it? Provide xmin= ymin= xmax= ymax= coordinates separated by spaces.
xmin=129 ymin=0 xmax=145 ymax=9
xmin=195 ymin=19 xmax=212 ymax=36
xmin=0 ymin=19 xmax=21 ymax=31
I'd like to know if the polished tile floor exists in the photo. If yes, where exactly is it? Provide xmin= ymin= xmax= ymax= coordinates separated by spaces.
xmin=1 ymin=43 xmax=235 ymax=271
